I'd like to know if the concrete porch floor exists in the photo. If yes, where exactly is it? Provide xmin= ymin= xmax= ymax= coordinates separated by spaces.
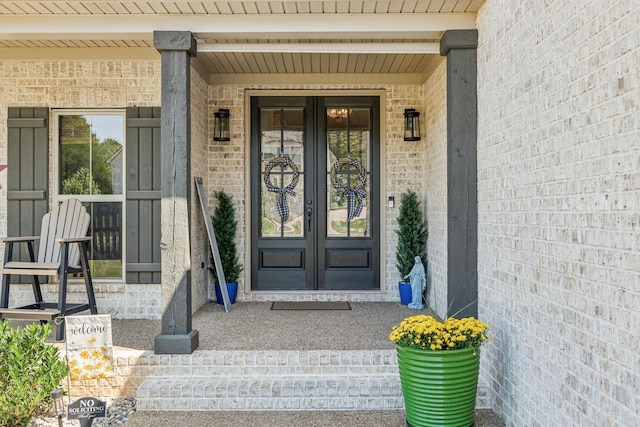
xmin=110 ymin=301 xmax=426 ymax=351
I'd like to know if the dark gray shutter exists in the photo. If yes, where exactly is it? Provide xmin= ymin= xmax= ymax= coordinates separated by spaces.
xmin=7 ymin=107 xmax=49 ymax=278
xmin=126 ymin=107 xmax=161 ymax=283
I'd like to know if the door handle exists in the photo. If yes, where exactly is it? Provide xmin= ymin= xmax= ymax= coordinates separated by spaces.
xmin=306 ymin=206 xmax=313 ymax=232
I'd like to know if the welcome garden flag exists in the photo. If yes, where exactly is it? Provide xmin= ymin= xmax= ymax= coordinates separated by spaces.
xmin=65 ymin=315 xmax=115 ymax=380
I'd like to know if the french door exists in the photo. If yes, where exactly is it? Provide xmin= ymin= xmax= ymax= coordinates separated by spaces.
xmin=250 ymin=96 xmax=380 ymax=290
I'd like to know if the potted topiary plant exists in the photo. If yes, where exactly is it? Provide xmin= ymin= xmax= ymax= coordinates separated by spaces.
xmin=209 ymin=190 xmax=243 ymax=304
xmin=395 ymin=189 xmax=428 ymax=306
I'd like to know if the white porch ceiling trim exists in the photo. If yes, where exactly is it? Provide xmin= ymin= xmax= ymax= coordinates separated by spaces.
xmin=0 ymin=13 xmax=476 ymax=40
xmin=198 ymin=42 xmax=440 ymax=54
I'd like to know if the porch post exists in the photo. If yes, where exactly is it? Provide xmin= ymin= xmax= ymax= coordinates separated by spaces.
xmin=153 ymin=31 xmax=199 ymax=354
xmin=440 ymin=30 xmax=478 ymax=318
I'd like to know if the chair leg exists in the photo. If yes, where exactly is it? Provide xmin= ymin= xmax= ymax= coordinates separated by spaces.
xmin=0 ymin=273 xmax=9 ymax=309
xmin=1 ymin=241 xmax=13 ymax=308
xmin=29 ymin=275 xmax=44 ymax=308
xmin=55 ymin=269 xmax=66 ymax=341
xmin=80 ymin=242 xmax=98 ymax=315
xmin=26 ymin=241 xmax=44 ymax=305
xmin=56 ymin=245 xmax=70 ymax=341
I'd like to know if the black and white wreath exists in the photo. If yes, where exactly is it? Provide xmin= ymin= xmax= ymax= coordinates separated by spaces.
xmin=330 ymin=158 xmax=367 ymax=222
xmin=263 ymin=156 xmax=300 ymax=222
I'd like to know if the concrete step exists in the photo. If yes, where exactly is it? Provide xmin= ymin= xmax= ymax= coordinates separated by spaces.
xmin=136 ymin=373 xmax=403 ymax=411
xmin=133 ymin=349 xmax=398 ymax=377
xmin=135 ymin=349 xmax=403 ymax=411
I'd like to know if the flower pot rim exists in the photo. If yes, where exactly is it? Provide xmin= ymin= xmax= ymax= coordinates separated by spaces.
xmin=396 ymin=343 xmax=481 ymax=354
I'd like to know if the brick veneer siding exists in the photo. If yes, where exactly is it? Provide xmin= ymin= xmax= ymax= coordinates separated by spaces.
xmin=0 ymin=64 xmax=428 ymax=314
xmin=208 ymin=83 xmax=425 ymax=302
xmin=0 ymin=60 xmax=216 ymax=319
xmin=477 ymin=1 xmax=639 ymax=425
xmin=189 ymin=67 xmax=211 ymax=314
xmin=422 ymin=59 xmax=449 ymax=320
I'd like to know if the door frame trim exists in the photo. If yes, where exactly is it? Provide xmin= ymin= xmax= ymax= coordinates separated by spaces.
xmin=243 ymin=89 xmax=387 ymax=295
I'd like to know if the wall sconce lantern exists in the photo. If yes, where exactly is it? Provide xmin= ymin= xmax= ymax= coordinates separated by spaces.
xmin=403 ymin=108 xmax=421 ymax=141
xmin=213 ymin=108 xmax=230 ymax=142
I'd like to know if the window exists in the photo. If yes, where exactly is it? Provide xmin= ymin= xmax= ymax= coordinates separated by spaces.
xmin=55 ymin=110 xmax=125 ymax=279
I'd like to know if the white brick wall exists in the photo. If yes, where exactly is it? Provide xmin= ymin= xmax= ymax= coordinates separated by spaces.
xmin=422 ymin=59 xmax=448 ymax=320
xmin=0 ymin=61 xmax=428 ymax=316
xmin=0 ymin=60 xmax=165 ymax=319
xmin=207 ymin=84 xmax=247 ymax=300
xmin=0 ymin=61 xmax=217 ymax=319
xmin=190 ymin=67 xmax=211 ymax=313
xmin=477 ymin=1 xmax=640 ymax=425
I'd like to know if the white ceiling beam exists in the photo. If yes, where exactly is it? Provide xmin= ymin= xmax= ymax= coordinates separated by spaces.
xmin=209 ymin=72 xmax=426 ymax=85
xmin=0 ymin=13 xmax=476 ymax=40
xmin=198 ymin=42 xmax=440 ymax=54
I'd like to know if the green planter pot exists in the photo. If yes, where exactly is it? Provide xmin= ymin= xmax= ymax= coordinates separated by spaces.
xmin=396 ymin=345 xmax=480 ymax=427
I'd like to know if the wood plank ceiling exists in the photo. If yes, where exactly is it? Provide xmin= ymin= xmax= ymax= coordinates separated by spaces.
xmin=0 ymin=1 xmax=483 ymax=78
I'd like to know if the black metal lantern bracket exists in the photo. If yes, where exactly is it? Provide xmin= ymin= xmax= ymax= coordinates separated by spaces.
xmin=213 ymin=108 xmax=230 ymax=142
xmin=404 ymin=108 xmax=421 ymax=141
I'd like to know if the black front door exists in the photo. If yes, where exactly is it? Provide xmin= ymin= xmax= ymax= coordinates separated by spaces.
xmin=250 ymin=96 xmax=380 ymax=290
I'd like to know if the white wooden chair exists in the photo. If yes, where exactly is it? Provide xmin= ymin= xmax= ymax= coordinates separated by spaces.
xmin=0 ymin=198 xmax=98 ymax=340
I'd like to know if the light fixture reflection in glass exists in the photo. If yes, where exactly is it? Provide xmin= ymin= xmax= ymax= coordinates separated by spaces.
xmin=327 ymin=108 xmax=350 ymax=119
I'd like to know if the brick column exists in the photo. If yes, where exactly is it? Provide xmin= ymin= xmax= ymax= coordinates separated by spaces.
xmin=440 ymin=30 xmax=478 ymax=318
xmin=153 ymin=31 xmax=199 ymax=354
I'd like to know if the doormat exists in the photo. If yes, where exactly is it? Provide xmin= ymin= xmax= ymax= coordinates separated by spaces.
xmin=270 ymin=301 xmax=352 ymax=311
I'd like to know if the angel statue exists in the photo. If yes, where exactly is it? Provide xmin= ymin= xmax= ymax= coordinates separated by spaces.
xmin=403 ymin=256 xmax=426 ymax=310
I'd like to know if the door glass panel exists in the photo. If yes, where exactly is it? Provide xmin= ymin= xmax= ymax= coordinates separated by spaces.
xmin=261 ymin=175 xmax=304 ymax=237
xmin=260 ymin=108 xmax=304 ymax=238
xmin=326 ymin=108 xmax=371 ymax=238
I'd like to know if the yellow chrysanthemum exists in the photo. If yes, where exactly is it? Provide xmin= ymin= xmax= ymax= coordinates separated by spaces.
xmin=389 ymin=314 xmax=490 ymax=351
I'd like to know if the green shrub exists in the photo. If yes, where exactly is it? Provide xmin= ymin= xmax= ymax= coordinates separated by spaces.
xmin=209 ymin=190 xmax=243 ymax=283
xmin=0 ymin=320 xmax=68 ymax=427
xmin=395 ymin=190 xmax=428 ymax=279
